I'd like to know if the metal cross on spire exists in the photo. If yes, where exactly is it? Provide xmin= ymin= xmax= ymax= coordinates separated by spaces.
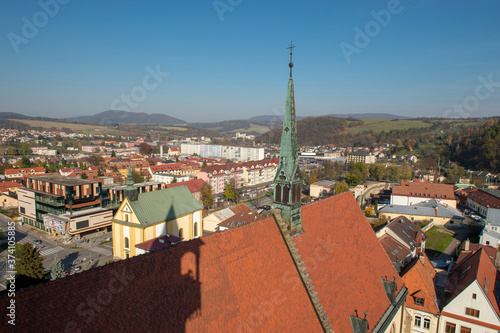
xmin=288 ymin=41 xmax=295 ymax=77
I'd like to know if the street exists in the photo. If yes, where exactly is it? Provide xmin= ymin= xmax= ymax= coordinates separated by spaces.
xmin=0 ymin=214 xmax=114 ymax=290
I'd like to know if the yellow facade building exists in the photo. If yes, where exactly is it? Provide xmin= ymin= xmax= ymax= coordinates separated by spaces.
xmin=111 ymin=170 xmax=203 ymax=259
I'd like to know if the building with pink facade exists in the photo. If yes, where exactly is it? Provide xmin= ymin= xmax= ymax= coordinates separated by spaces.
xmin=196 ymin=163 xmax=242 ymax=195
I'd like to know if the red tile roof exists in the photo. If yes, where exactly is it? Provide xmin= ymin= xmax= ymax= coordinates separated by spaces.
xmin=165 ymin=179 xmax=206 ymax=193
xmin=392 ymin=182 xmax=455 ymax=200
xmin=467 ymin=188 xmax=500 ymax=209
xmin=400 ymin=255 xmax=440 ymax=315
xmin=445 ymin=248 xmax=500 ymax=317
xmin=4 ymin=166 xmax=45 ymax=175
xmin=379 ymin=235 xmax=411 ymax=263
xmin=199 ymin=162 xmax=242 ymax=175
xmin=456 ymin=242 xmax=498 ymax=266
xmin=296 ymin=192 xmax=405 ymax=332
xmin=0 ymin=219 xmax=322 ymax=332
xmin=150 ymin=163 xmax=181 ymax=173
xmin=0 ymin=181 xmax=22 ymax=192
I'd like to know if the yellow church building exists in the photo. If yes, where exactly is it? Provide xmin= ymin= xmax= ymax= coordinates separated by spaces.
xmin=111 ymin=169 xmax=203 ymax=259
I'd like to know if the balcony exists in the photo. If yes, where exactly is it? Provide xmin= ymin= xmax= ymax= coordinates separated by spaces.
xmin=35 ymin=194 xmax=65 ymax=207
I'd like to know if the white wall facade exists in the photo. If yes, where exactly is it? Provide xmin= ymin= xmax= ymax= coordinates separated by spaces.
xmin=440 ymin=281 xmax=500 ymax=332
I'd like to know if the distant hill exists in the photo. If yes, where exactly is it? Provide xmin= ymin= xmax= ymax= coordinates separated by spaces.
xmin=249 ymin=113 xmax=411 ymax=123
xmin=0 ymin=112 xmax=29 ymax=119
xmin=67 ymin=110 xmax=186 ymax=125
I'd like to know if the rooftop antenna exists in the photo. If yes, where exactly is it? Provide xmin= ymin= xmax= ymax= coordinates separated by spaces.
xmin=287 ymin=41 xmax=295 ymax=78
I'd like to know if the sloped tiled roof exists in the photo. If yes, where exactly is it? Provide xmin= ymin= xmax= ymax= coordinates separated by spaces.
xmin=467 ymin=188 xmax=500 ymax=209
xmin=121 ymin=186 xmax=202 ymax=227
xmin=166 ymin=179 xmax=206 ymax=193
xmin=135 ymin=234 xmax=183 ymax=252
xmin=4 ymin=166 xmax=45 ymax=175
xmin=400 ymin=255 xmax=440 ymax=315
xmin=445 ymin=248 xmax=500 ymax=317
xmin=0 ymin=218 xmax=322 ymax=332
xmin=295 ymin=192 xmax=405 ymax=332
xmin=379 ymin=235 xmax=411 ymax=263
xmin=392 ymin=182 xmax=455 ymax=200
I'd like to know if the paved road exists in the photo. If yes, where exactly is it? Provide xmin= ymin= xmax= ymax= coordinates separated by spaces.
xmin=0 ymin=214 xmax=114 ymax=290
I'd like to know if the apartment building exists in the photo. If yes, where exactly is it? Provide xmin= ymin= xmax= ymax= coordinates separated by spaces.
xmin=18 ymin=175 xmax=113 ymax=236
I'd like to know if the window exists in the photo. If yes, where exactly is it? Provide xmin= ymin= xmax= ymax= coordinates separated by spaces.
xmin=20 ymin=206 xmax=25 ymax=214
xmin=472 ymin=293 xmax=476 ymax=299
xmin=414 ymin=297 xmax=425 ymax=306
xmin=486 ymin=241 xmax=490 ymax=245
xmin=124 ymin=214 xmax=129 ymax=222
xmin=423 ymin=318 xmax=430 ymax=330
xmin=194 ymin=222 xmax=198 ymax=237
xmin=465 ymin=307 xmax=479 ymax=318
xmin=414 ymin=315 xmax=421 ymax=327
xmin=460 ymin=327 xmax=471 ymax=333
xmin=124 ymin=237 xmax=129 ymax=249
xmin=76 ymin=220 xmax=89 ymax=230
xmin=445 ymin=322 xmax=456 ymax=333
xmin=179 ymin=228 xmax=183 ymax=238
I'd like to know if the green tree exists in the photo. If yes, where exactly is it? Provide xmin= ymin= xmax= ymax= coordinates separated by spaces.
xmin=111 ymin=150 xmax=116 ymax=158
xmin=345 ymin=173 xmax=361 ymax=186
xmin=201 ymin=183 xmax=214 ymax=211
xmin=81 ymin=172 xmax=88 ymax=179
xmin=202 ymin=161 xmax=208 ymax=169
xmin=386 ymin=165 xmax=400 ymax=182
xmin=334 ymin=181 xmax=349 ymax=194
xmin=132 ymin=169 xmax=144 ymax=183
xmin=171 ymin=176 xmax=177 ymax=183
xmin=369 ymin=163 xmax=386 ymax=181
xmin=50 ymin=257 xmax=65 ymax=280
xmin=112 ymin=165 xmax=118 ymax=172
xmin=15 ymin=243 xmax=45 ymax=289
xmin=399 ymin=164 xmax=413 ymax=181
xmin=88 ymin=154 xmax=104 ymax=166
xmin=224 ymin=178 xmax=240 ymax=203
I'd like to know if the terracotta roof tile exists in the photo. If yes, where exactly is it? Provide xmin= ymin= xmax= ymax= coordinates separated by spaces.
xmin=392 ymin=182 xmax=455 ymax=200
xmin=166 ymin=179 xmax=206 ymax=193
xmin=296 ymin=192 xmax=405 ymax=332
xmin=0 ymin=219 xmax=322 ymax=332
xmin=400 ymin=255 xmax=440 ymax=314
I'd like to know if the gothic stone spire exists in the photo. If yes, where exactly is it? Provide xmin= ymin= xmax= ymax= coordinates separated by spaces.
xmin=273 ymin=42 xmax=302 ymax=232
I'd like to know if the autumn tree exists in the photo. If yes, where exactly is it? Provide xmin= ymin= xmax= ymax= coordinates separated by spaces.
xmin=138 ymin=143 xmax=152 ymax=155
xmin=369 ymin=163 xmax=386 ymax=181
xmin=398 ymin=164 xmax=413 ymax=181
xmin=200 ymin=183 xmax=214 ymax=211
xmin=334 ymin=181 xmax=349 ymax=194
xmin=224 ymin=178 xmax=240 ymax=203
xmin=386 ymin=165 xmax=399 ymax=182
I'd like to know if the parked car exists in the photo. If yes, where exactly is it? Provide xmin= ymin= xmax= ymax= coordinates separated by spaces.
xmin=33 ymin=240 xmax=42 ymax=245
xmin=263 ymin=205 xmax=272 ymax=210
xmin=73 ymin=266 xmax=82 ymax=272
xmin=72 ymin=259 xmax=81 ymax=265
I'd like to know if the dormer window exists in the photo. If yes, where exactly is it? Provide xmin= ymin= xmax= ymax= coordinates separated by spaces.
xmin=414 ymin=297 xmax=424 ymax=306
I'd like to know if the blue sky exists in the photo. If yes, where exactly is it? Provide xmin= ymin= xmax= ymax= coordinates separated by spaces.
xmin=0 ymin=0 xmax=499 ymax=123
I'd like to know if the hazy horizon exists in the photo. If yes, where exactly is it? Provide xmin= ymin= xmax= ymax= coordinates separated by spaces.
xmin=1 ymin=1 xmax=499 ymax=123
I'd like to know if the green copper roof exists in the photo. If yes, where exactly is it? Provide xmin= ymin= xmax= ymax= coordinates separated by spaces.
xmin=126 ymin=185 xmax=202 ymax=227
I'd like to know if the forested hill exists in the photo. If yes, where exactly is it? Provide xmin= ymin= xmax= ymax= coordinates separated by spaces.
xmin=449 ymin=119 xmax=500 ymax=173
xmin=258 ymin=116 xmax=361 ymax=146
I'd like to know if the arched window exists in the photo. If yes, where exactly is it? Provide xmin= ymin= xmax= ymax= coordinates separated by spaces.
xmin=124 ymin=237 xmax=129 ymax=249
xmin=194 ymin=223 xmax=198 ymax=237
xmin=179 ymin=228 xmax=183 ymax=238
xmin=124 ymin=214 xmax=129 ymax=222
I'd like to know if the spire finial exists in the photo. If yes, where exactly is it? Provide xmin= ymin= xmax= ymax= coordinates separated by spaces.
xmin=288 ymin=41 xmax=295 ymax=77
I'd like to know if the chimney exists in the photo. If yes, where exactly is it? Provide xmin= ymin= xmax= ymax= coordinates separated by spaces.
xmin=464 ymin=239 xmax=470 ymax=251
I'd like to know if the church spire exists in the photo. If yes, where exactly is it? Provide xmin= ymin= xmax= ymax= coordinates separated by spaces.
xmin=273 ymin=42 xmax=302 ymax=233
xmin=124 ymin=166 xmax=138 ymax=201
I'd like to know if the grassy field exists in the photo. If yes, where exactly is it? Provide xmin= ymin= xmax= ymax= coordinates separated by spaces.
xmin=425 ymin=226 xmax=455 ymax=253
xmin=346 ymin=119 xmax=433 ymax=134
xmin=159 ymin=126 xmax=189 ymax=131
xmin=230 ymin=123 xmax=272 ymax=134
xmin=8 ymin=118 xmax=110 ymax=133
